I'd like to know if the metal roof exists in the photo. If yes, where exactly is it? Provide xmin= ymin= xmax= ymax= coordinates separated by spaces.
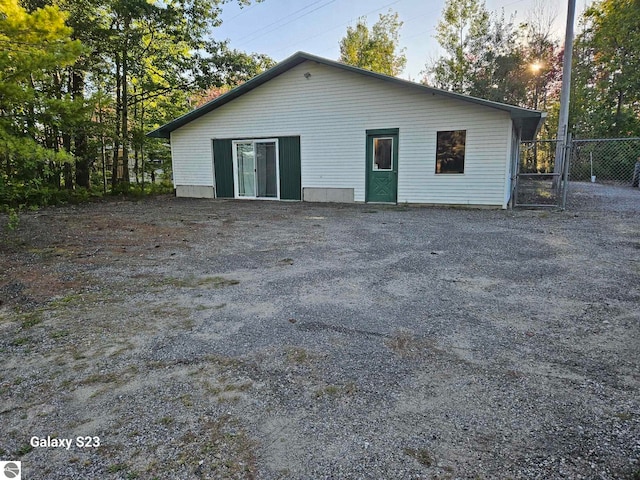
xmin=147 ymin=51 xmax=546 ymax=140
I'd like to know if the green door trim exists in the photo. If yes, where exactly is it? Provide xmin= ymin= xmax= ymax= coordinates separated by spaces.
xmin=366 ymin=128 xmax=400 ymax=136
xmin=365 ymin=128 xmax=399 ymax=203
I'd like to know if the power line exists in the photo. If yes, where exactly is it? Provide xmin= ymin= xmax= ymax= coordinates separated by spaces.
xmin=499 ymin=0 xmax=527 ymax=8
xmin=235 ymin=0 xmax=334 ymax=45
xmin=223 ymin=2 xmax=261 ymax=24
xmin=268 ymin=0 xmax=403 ymax=57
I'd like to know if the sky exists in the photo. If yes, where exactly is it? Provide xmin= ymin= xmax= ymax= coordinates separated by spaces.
xmin=212 ymin=0 xmax=592 ymax=82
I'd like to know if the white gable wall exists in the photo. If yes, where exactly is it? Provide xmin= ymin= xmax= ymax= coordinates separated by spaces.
xmin=171 ymin=61 xmax=514 ymax=207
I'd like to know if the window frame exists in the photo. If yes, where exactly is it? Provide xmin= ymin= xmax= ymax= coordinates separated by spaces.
xmin=435 ymin=130 xmax=466 ymax=175
xmin=372 ymin=136 xmax=394 ymax=171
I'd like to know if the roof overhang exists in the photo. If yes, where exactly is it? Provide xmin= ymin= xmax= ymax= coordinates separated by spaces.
xmin=513 ymin=111 xmax=547 ymax=141
xmin=147 ymin=51 xmax=546 ymax=141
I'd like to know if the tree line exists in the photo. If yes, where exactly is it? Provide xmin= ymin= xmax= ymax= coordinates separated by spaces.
xmin=339 ymin=0 xmax=639 ymax=140
xmin=1 ymin=0 xmax=273 ymax=210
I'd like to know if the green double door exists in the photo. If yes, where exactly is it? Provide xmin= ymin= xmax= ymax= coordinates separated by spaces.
xmin=365 ymin=129 xmax=398 ymax=203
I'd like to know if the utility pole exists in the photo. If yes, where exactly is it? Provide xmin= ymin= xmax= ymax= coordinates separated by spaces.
xmin=554 ymin=0 xmax=577 ymax=187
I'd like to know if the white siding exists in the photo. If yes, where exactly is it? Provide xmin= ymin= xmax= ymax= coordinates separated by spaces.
xmin=171 ymin=130 xmax=213 ymax=186
xmin=171 ymin=61 xmax=514 ymax=206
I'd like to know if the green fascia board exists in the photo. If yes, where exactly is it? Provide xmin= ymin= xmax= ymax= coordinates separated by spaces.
xmin=147 ymin=51 xmax=545 ymax=141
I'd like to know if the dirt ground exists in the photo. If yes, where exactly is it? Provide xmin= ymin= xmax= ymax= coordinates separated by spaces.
xmin=1 ymin=184 xmax=639 ymax=479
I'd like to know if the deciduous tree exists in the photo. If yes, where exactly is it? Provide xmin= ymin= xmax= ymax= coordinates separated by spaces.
xmin=339 ymin=10 xmax=406 ymax=76
xmin=0 ymin=0 xmax=82 ymax=204
xmin=427 ymin=0 xmax=490 ymax=92
xmin=571 ymin=0 xmax=640 ymax=137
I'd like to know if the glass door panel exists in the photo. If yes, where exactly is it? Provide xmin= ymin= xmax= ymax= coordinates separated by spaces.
xmin=256 ymin=141 xmax=277 ymax=198
xmin=372 ymin=137 xmax=393 ymax=170
xmin=236 ymin=142 xmax=255 ymax=197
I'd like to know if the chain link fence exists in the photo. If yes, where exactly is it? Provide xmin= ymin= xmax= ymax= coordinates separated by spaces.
xmin=570 ymin=138 xmax=640 ymax=185
xmin=515 ymin=137 xmax=640 ymax=210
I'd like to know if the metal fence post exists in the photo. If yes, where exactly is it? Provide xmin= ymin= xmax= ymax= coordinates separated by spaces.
xmin=561 ymin=133 xmax=572 ymax=210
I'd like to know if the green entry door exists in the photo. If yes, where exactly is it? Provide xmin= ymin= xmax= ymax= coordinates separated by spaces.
xmin=366 ymin=129 xmax=398 ymax=203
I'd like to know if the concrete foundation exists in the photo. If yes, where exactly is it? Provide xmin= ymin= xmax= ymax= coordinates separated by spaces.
xmin=175 ymin=185 xmax=215 ymax=198
xmin=303 ymin=187 xmax=354 ymax=203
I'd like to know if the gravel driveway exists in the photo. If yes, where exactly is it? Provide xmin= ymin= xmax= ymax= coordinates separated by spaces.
xmin=1 ymin=184 xmax=639 ymax=479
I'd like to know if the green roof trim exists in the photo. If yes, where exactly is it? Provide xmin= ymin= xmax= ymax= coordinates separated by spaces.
xmin=147 ymin=51 xmax=546 ymax=141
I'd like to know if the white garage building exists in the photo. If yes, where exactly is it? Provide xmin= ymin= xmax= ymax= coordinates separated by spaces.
xmin=148 ymin=52 xmax=545 ymax=208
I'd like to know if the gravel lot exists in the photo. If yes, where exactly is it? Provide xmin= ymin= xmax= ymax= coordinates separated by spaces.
xmin=1 ymin=183 xmax=639 ymax=479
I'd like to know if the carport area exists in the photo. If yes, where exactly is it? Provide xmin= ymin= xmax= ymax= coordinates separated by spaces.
xmin=1 ymin=192 xmax=639 ymax=479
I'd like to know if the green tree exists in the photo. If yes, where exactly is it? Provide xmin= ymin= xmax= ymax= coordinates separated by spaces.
xmin=339 ymin=10 xmax=406 ymax=76
xmin=465 ymin=10 xmax=526 ymax=104
xmin=426 ymin=0 xmax=563 ymax=126
xmin=571 ymin=0 xmax=640 ymax=137
xmin=23 ymin=0 xmax=271 ymax=191
xmin=100 ymin=0 xmax=272 ymax=188
xmin=0 ymin=0 xmax=82 ymax=206
xmin=427 ymin=0 xmax=490 ymax=92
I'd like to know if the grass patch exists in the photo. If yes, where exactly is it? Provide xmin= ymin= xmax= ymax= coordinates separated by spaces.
xmin=79 ymin=372 xmax=119 ymax=385
xmin=150 ymin=304 xmax=192 ymax=318
xmin=223 ymin=381 xmax=252 ymax=393
xmin=318 ymin=385 xmax=340 ymax=396
xmin=26 ymin=246 xmax=69 ymax=257
xmin=70 ymin=347 xmax=87 ymax=360
xmin=314 ymin=382 xmax=357 ymax=398
xmin=385 ymin=330 xmax=415 ymax=355
xmin=181 ymin=318 xmax=195 ymax=329
xmin=49 ymin=291 xmax=108 ymax=309
xmin=205 ymin=380 xmax=253 ymax=397
xmin=203 ymin=354 xmax=245 ymax=369
xmin=404 ymin=447 xmax=434 ymax=466
xmin=155 ymin=275 xmax=240 ymax=289
xmin=50 ymin=330 xmax=69 ymax=339
xmin=197 ymin=276 xmax=240 ymax=288
xmin=385 ymin=329 xmax=436 ymax=359
xmin=613 ymin=411 xmax=633 ymax=421
xmin=16 ymin=443 xmax=34 ymax=456
xmin=20 ymin=311 xmax=44 ymax=329
xmin=107 ymin=463 xmax=128 ymax=474
xmin=51 ymin=293 xmax=82 ymax=306
xmin=12 ymin=337 xmax=30 ymax=346
xmin=159 ymin=416 xmax=174 ymax=426
xmin=170 ymin=415 xmax=256 ymax=478
xmin=286 ymin=347 xmax=308 ymax=364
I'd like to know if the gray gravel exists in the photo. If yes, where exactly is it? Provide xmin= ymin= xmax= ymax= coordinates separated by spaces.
xmin=1 ymin=182 xmax=639 ymax=479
